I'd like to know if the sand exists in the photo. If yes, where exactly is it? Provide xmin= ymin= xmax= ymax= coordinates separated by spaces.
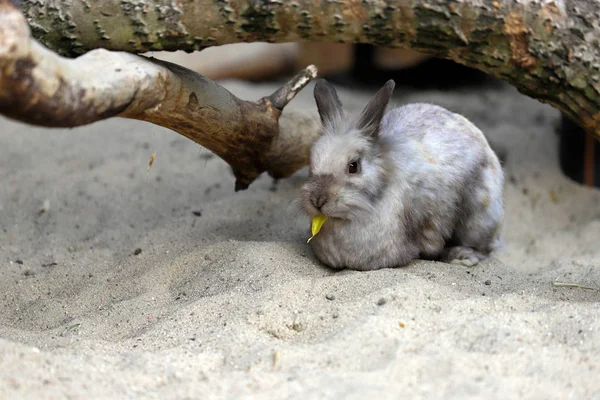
xmin=1 ymin=76 xmax=599 ymax=399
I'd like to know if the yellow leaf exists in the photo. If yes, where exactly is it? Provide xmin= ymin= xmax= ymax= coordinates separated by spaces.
xmin=307 ymin=214 xmax=328 ymax=243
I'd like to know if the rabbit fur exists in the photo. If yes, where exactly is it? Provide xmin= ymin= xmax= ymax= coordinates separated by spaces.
xmin=299 ymin=79 xmax=504 ymax=271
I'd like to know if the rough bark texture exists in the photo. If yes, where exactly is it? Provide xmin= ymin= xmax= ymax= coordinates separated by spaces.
xmin=0 ymin=0 xmax=320 ymax=190
xmin=18 ymin=0 xmax=600 ymax=139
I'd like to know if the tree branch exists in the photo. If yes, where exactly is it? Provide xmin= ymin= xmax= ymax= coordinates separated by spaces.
xmin=0 ymin=0 xmax=320 ymax=190
xmin=17 ymin=0 xmax=600 ymax=139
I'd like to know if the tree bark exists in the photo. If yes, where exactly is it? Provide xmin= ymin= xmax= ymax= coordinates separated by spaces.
xmin=17 ymin=0 xmax=600 ymax=139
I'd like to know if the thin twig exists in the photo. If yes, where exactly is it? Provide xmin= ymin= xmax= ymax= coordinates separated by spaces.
xmin=552 ymin=282 xmax=598 ymax=291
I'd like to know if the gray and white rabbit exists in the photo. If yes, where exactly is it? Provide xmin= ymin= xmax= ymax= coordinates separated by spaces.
xmin=299 ymin=79 xmax=504 ymax=271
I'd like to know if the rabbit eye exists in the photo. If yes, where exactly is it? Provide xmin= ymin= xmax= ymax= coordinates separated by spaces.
xmin=348 ymin=160 xmax=360 ymax=174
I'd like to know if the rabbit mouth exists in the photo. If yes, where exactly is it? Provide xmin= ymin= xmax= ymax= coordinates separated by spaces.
xmin=302 ymin=201 xmax=344 ymax=220
xmin=306 ymin=207 xmax=341 ymax=220
xmin=318 ymin=204 xmax=356 ymax=220
xmin=325 ymin=198 xmax=375 ymax=221
xmin=301 ymin=189 xmax=361 ymax=220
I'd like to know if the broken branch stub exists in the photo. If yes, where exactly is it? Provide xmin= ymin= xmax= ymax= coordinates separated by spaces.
xmin=0 ymin=0 xmax=319 ymax=190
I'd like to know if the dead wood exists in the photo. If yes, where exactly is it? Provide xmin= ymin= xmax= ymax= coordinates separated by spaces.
xmin=0 ymin=0 xmax=320 ymax=190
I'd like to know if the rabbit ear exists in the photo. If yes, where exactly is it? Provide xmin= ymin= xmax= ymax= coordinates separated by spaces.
xmin=356 ymin=79 xmax=395 ymax=138
xmin=314 ymin=79 xmax=343 ymax=127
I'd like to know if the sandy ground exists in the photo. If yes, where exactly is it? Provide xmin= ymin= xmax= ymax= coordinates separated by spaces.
xmin=0 ymin=76 xmax=599 ymax=399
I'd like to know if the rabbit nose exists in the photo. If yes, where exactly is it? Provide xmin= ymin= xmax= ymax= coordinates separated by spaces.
xmin=311 ymin=193 xmax=328 ymax=210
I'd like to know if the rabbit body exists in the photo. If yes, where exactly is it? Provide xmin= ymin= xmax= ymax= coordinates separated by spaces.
xmin=301 ymin=80 xmax=504 ymax=271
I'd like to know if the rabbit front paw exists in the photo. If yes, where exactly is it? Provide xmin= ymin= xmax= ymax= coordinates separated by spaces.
xmin=442 ymin=246 xmax=488 ymax=267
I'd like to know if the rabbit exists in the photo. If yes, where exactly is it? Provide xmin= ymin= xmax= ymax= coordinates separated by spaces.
xmin=299 ymin=79 xmax=504 ymax=271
